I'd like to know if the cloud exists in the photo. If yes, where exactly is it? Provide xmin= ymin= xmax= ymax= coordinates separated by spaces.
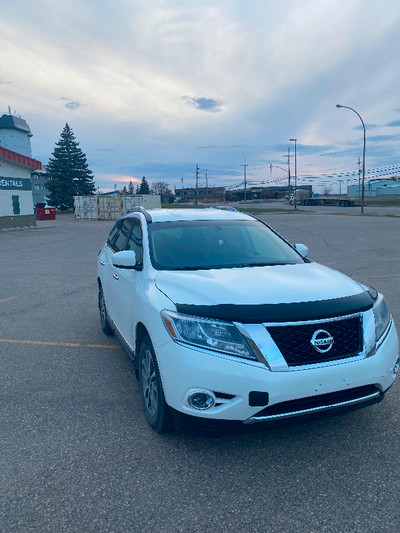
xmin=353 ymin=124 xmax=379 ymax=130
xmin=64 ymin=100 xmax=83 ymax=111
xmin=181 ymin=96 xmax=223 ymax=113
xmin=196 ymin=144 xmax=260 ymax=151
xmin=120 ymin=161 xmax=196 ymax=177
xmin=272 ymin=143 xmax=335 ymax=155
xmin=367 ymin=134 xmax=400 ymax=142
xmin=0 ymin=79 xmax=12 ymax=84
xmin=385 ymin=120 xmax=400 ymax=127
xmin=60 ymin=97 xmax=85 ymax=111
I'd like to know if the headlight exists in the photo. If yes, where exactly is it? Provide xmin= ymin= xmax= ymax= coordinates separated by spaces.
xmin=161 ymin=310 xmax=256 ymax=360
xmin=373 ymin=293 xmax=391 ymax=342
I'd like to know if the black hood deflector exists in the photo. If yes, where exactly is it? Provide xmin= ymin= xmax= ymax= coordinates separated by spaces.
xmin=176 ymin=292 xmax=373 ymax=323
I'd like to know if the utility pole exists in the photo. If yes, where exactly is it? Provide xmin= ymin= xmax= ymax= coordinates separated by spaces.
xmin=357 ymin=157 xmax=361 ymax=197
xmin=205 ymin=169 xmax=208 ymax=200
xmin=289 ymin=139 xmax=297 ymax=209
xmin=284 ymin=148 xmax=291 ymax=199
xmin=240 ymin=159 xmax=248 ymax=201
xmin=195 ymin=164 xmax=200 ymax=205
xmin=270 ymin=163 xmax=273 ymax=181
xmin=181 ymin=176 xmax=184 ymax=189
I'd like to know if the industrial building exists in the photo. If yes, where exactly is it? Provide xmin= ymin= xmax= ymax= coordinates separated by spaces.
xmin=225 ymin=185 xmax=312 ymax=202
xmin=0 ymin=113 xmax=42 ymax=229
xmin=347 ymin=177 xmax=400 ymax=197
xmin=175 ymin=187 xmax=226 ymax=203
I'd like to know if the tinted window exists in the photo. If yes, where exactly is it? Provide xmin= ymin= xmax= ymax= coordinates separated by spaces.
xmin=111 ymin=219 xmax=133 ymax=253
xmin=126 ymin=219 xmax=143 ymax=265
xmin=148 ymin=220 xmax=304 ymax=270
xmin=107 ymin=220 xmax=122 ymax=249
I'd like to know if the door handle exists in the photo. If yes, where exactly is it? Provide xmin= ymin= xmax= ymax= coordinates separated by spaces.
xmin=100 ymin=261 xmax=105 ymax=266
xmin=113 ymin=274 xmax=119 ymax=280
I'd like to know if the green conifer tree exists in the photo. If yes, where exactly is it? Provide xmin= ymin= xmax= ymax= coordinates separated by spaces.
xmin=138 ymin=176 xmax=150 ymax=194
xmin=46 ymin=123 xmax=95 ymax=210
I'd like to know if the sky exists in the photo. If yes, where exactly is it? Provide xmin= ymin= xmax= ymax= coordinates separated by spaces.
xmin=1 ymin=0 xmax=400 ymax=193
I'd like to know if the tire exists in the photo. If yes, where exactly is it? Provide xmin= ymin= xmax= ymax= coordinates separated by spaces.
xmin=138 ymin=334 xmax=173 ymax=433
xmin=98 ymin=286 xmax=113 ymax=336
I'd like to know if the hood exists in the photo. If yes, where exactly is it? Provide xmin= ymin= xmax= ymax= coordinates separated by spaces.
xmin=155 ymin=262 xmax=363 ymax=307
xmin=155 ymin=263 xmax=372 ymax=323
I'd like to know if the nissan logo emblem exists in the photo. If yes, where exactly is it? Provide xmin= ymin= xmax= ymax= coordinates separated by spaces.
xmin=310 ymin=329 xmax=334 ymax=353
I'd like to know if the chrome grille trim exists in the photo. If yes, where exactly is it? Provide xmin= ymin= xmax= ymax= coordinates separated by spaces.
xmin=244 ymin=390 xmax=381 ymax=424
xmin=262 ymin=312 xmax=362 ymax=328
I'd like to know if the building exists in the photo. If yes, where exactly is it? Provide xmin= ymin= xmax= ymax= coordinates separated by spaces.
xmin=0 ymin=113 xmax=33 ymax=157
xmin=226 ymin=185 xmax=312 ymax=202
xmin=31 ymin=167 xmax=50 ymax=205
xmin=347 ymin=177 xmax=400 ymax=197
xmin=175 ymin=187 xmax=226 ymax=203
xmin=0 ymin=113 xmax=42 ymax=230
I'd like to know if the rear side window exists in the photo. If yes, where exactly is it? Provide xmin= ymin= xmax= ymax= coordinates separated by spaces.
xmin=126 ymin=219 xmax=143 ymax=265
xmin=108 ymin=219 xmax=133 ymax=252
xmin=107 ymin=220 xmax=122 ymax=249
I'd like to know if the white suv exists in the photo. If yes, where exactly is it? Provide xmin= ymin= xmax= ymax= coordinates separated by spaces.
xmin=97 ymin=207 xmax=399 ymax=433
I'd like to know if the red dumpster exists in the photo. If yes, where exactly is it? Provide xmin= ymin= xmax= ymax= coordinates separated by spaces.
xmin=36 ymin=207 xmax=56 ymax=220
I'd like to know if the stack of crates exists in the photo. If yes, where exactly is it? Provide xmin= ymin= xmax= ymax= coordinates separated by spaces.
xmin=97 ymin=195 xmax=123 ymax=220
xmin=74 ymin=196 xmax=98 ymax=219
xmin=123 ymin=194 xmax=161 ymax=213
xmin=73 ymin=194 xmax=162 ymax=220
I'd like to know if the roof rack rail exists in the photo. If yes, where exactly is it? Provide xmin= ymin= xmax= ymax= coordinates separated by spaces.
xmin=127 ymin=206 xmax=152 ymax=223
xmin=213 ymin=206 xmax=238 ymax=212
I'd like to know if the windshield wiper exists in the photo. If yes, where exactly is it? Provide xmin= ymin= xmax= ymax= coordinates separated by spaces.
xmin=168 ymin=266 xmax=212 ymax=271
xmin=234 ymin=262 xmax=293 ymax=268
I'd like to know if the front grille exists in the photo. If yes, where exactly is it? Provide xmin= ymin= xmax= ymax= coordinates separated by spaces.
xmin=253 ymin=385 xmax=380 ymax=419
xmin=267 ymin=315 xmax=363 ymax=367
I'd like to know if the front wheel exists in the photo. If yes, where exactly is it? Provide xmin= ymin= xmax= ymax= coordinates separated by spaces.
xmin=98 ymin=286 xmax=113 ymax=336
xmin=139 ymin=335 xmax=173 ymax=433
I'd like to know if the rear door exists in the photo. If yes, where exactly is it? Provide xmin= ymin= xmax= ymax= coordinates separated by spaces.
xmin=108 ymin=218 xmax=144 ymax=349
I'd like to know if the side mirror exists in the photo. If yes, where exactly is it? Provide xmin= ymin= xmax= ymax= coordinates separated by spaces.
xmin=112 ymin=250 xmax=137 ymax=269
xmin=294 ymin=243 xmax=309 ymax=257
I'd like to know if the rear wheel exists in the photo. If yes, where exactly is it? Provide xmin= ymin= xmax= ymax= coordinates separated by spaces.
xmin=139 ymin=334 xmax=173 ymax=433
xmin=98 ymin=286 xmax=113 ymax=336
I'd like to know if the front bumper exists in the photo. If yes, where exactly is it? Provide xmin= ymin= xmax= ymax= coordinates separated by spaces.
xmin=156 ymin=320 xmax=399 ymax=424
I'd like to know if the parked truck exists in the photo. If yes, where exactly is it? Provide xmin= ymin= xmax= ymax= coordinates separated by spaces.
xmin=299 ymin=195 xmax=361 ymax=207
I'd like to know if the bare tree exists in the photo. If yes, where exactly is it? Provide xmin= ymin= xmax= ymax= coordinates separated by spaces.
xmin=151 ymin=181 xmax=173 ymax=202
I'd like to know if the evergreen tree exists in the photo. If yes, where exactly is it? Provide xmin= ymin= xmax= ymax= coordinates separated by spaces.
xmin=46 ymin=123 xmax=95 ymax=210
xmin=138 ymin=176 xmax=150 ymax=195
xmin=128 ymin=180 xmax=135 ymax=195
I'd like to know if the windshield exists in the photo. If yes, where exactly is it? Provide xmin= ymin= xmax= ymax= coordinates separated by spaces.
xmin=148 ymin=219 xmax=304 ymax=270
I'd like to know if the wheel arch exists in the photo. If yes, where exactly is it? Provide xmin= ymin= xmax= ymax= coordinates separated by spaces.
xmin=135 ymin=322 xmax=150 ymax=376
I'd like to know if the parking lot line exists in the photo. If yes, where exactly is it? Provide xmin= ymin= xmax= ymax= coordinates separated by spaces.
xmin=0 ymin=338 xmax=122 ymax=350
xmin=0 ymin=295 xmax=22 ymax=304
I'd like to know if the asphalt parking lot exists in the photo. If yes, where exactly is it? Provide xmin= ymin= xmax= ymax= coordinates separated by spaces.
xmin=1 ymin=212 xmax=399 ymax=532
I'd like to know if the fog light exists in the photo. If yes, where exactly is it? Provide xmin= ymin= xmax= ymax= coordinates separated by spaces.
xmin=187 ymin=390 xmax=215 ymax=410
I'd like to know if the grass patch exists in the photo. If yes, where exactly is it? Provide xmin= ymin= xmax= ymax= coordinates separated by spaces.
xmin=363 ymin=196 xmax=400 ymax=207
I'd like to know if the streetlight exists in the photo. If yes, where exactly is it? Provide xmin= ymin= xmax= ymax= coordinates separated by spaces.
xmin=289 ymin=138 xmax=297 ymax=209
xmin=336 ymin=104 xmax=366 ymax=213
